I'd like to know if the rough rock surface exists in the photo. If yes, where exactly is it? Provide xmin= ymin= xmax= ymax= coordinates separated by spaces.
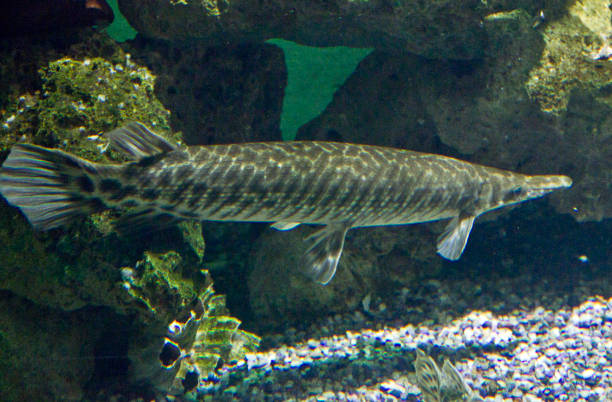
xmin=127 ymin=39 xmax=286 ymax=145
xmin=118 ymin=0 xmax=486 ymax=59
xmin=525 ymin=0 xmax=612 ymax=114
xmin=0 ymin=291 xmax=119 ymax=401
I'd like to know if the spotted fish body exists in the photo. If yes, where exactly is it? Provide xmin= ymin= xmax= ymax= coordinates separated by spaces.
xmin=0 ymin=123 xmax=572 ymax=284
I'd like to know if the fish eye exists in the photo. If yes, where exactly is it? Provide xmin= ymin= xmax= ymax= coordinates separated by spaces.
xmin=510 ymin=187 xmax=523 ymax=196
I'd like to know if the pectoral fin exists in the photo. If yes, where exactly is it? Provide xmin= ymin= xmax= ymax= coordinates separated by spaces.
xmin=436 ymin=215 xmax=475 ymax=260
xmin=303 ymin=223 xmax=349 ymax=285
xmin=271 ymin=221 xmax=301 ymax=231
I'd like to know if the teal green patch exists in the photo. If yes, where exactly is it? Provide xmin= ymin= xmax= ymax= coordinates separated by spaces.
xmin=104 ymin=0 xmax=138 ymax=42
xmin=267 ymin=39 xmax=371 ymax=140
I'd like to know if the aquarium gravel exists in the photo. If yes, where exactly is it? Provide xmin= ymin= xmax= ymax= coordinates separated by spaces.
xmin=197 ymin=296 xmax=612 ymax=401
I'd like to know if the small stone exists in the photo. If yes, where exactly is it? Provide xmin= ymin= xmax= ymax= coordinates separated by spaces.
xmin=577 ymin=368 xmax=601 ymax=386
xmin=380 ymin=380 xmax=405 ymax=398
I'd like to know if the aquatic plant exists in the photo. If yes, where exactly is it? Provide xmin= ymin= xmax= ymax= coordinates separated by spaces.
xmin=125 ymin=250 xmax=259 ymax=396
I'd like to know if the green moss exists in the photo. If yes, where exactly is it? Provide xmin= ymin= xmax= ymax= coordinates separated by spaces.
xmin=178 ymin=221 xmax=206 ymax=262
xmin=1 ymin=51 xmax=175 ymax=159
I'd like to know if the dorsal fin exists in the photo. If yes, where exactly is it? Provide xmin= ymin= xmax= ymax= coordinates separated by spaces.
xmin=105 ymin=122 xmax=177 ymax=160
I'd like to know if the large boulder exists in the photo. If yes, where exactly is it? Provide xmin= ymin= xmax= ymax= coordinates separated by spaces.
xmin=126 ymin=40 xmax=286 ymax=145
xmin=118 ymin=0 xmax=487 ymax=59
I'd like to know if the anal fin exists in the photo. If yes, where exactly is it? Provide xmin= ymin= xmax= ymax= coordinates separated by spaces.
xmin=436 ymin=214 xmax=475 ymax=260
xmin=302 ymin=223 xmax=350 ymax=285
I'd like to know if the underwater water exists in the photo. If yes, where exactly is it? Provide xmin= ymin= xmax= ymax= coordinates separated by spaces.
xmin=0 ymin=1 xmax=611 ymax=401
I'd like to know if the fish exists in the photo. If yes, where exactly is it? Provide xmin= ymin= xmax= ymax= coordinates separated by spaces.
xmin=414 ymin=348 xmax=482 ymax=402
xmin=0 ymin=0 xmax=114 ymax=37
xmin=0 ymin=122 xmax=572 ymax=284
xmin=414 ymin=349 xmax=441 ymax=402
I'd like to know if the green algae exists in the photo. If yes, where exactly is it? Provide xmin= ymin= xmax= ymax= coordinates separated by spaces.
xmin=37 ymin=56 xmax=173 ymax=159
xmin=178 ymin=221 xmax=206 ymax=262
xmin=0 ymin=42 xmax=187 ymax=315
xmin=125 ymin=255 xmax=259 ymax=395
xmin=0 ymin=45 xmax=182 ymax=311
xmin=0 ymin=40 xmax=258 ymax=397
xmin=1 ymin=52 xmax=174 ymax=159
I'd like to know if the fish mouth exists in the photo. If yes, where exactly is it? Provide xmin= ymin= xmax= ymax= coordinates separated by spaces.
xmin=554 ymin=175 xmax=573 ymax=188
xmin=526 ymin=175 xmax=572 ymax=198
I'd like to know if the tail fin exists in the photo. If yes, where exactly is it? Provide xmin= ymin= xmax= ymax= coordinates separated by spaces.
xmin=0 ymin=144 xmax=108 ymax=230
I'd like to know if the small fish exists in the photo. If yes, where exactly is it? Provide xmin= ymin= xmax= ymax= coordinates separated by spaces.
xmin=415 ymin=349 xmax=441 ymax=401
xmin=0 ymin=122 xmax=572 ymax=284
xmin=440 ymin=359 xmax=482 ymax=401
xmin=415 ymin=349 xmax=483 ymax=402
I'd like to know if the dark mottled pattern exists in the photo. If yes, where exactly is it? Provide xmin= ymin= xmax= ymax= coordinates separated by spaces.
xmin=76 ymin=175 xmax=94 ymax=193
xmin=102 ymin=141 xmax=537 ymax=228
xmin=99 ymin=178 xmax=122 ymax=194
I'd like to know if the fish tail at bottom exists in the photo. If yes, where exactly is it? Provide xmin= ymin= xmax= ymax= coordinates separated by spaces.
xmin=0 ymin=144 xmax=112 ymax=230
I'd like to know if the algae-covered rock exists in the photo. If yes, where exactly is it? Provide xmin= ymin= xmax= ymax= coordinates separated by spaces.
xmin=0 ymin=34 xmax=179 ymax=310
xmin=0 ymin=195 xmax=137 ymax=311
xmin=2 ymin=53 xmax=173 ymax=159
xmin=124 ymin=250 xmax=207 ymax=322
xmin=36 ymin=56 xmax=172 ymax=156
xmin=525 ymin=0 xmax=612 ymax=114
xmin=0 ymin=30 xmax=131 ymax=151
xmin=0 ymin=30 xmax=124 ymax=110
xmin=118 ymin=0 xmax=487 ymax=59
xmin=0 ymin=29 xmax=260 ymax=399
